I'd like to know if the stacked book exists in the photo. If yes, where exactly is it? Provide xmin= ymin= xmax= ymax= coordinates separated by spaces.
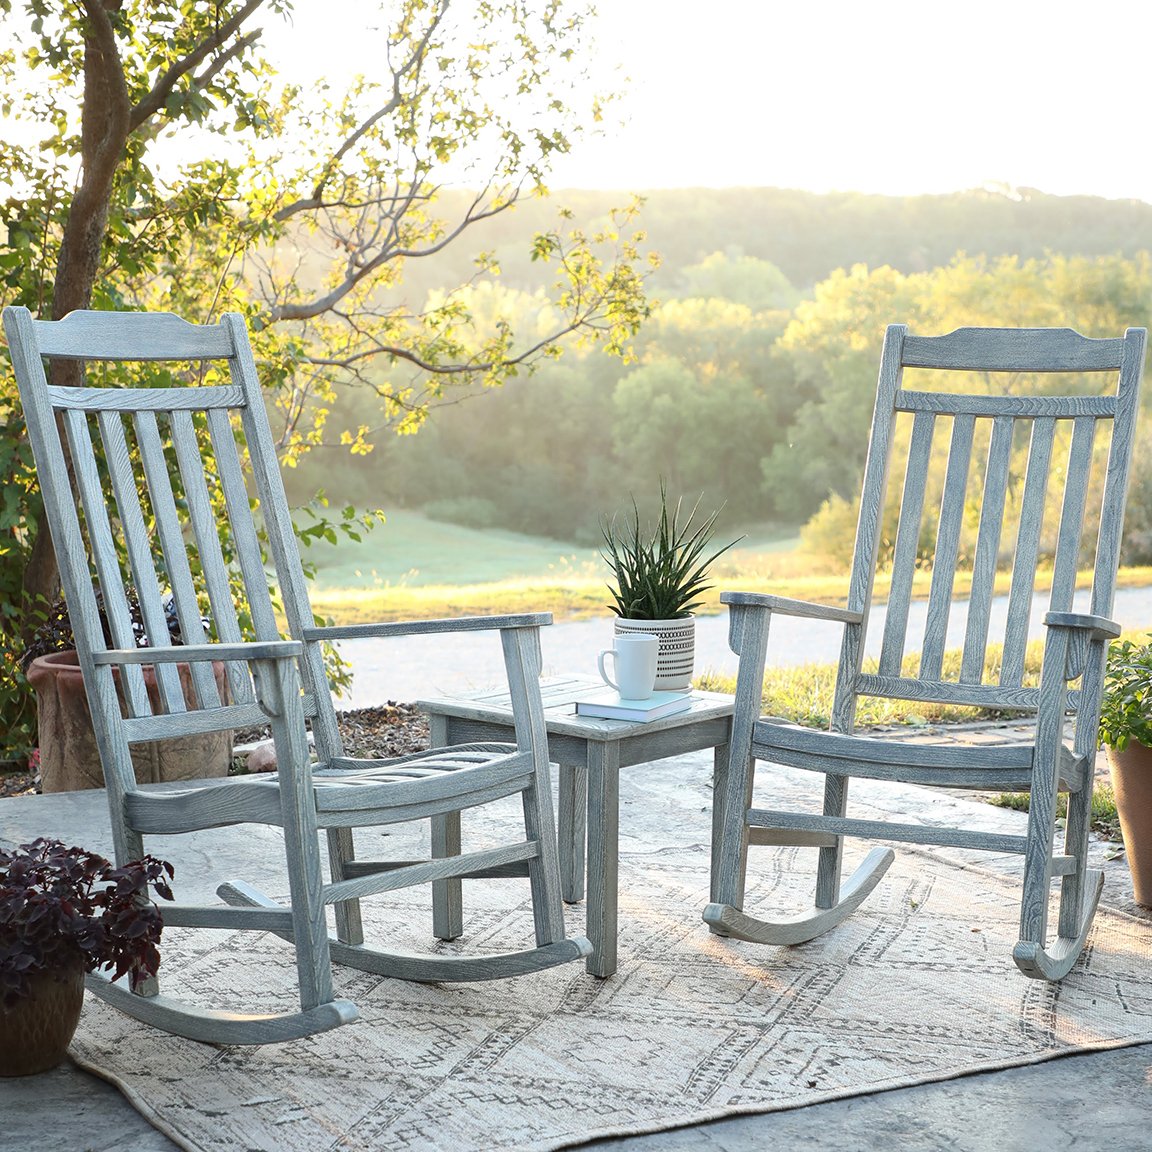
xmin=574 ymin=689 xmax=694 ymax=723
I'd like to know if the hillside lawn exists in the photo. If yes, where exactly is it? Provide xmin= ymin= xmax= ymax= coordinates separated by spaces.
xmin=305 ymin=508 xmax=1152 ymax=625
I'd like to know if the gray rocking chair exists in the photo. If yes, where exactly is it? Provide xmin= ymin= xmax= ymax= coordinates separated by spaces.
xmin=5 ymin=305 xmax=591 ymax=1045
xmin=705 ymin=323 xmax=1145 ymax=980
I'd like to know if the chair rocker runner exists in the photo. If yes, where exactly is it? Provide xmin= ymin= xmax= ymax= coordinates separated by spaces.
xmin=5 ymin=305 xmax=591 ymax=1046
xmin=705 ymin=323 xmax=1146 ymax=980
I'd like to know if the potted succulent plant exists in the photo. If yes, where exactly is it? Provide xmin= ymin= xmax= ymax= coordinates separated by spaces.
xmin=1097 ymin=635 xmax=1152 ymax=907
xmin=600 ymin=484 xmax=741 ymax=689
xmin=20 ymin=591 xmax=231 ymax=793
xmin=0 ymin=837 xmax=173 ymax=1076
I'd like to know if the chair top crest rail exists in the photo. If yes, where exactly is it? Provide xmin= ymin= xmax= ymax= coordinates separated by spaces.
xmin=900 ymin=326 xmax=1132 ymax=372
xmin=26 ymin=309 xmax=234 ymax=361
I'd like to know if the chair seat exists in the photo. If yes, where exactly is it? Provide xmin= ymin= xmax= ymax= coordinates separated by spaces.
xmin=753 ymin=714 xmax=1086 ymax=792
xmin=124 ymin=742 xmax=534 ymax=834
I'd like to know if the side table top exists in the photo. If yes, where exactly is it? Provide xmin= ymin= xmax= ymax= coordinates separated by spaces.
xmin=418 ymin=675 xmax=734 ymax=741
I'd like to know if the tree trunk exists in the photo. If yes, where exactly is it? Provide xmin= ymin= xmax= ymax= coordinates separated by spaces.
xmin=22 ymin=1 xmax=132 ymax=622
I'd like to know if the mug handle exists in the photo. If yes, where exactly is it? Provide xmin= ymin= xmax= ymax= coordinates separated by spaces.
xmin=597 ymin=648 xmax=619 ymax=691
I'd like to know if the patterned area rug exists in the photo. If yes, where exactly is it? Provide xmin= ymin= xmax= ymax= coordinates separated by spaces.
xmin=68 ymin=776 xmax=1152 ymax=1152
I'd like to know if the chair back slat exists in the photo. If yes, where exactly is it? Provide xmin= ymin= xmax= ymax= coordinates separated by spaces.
xmin=919 ymin=413 xmax=975 ymax=680
xmin=61 ymin=407 xmax=155 ymax=718
xmin=168 ymin=409 xmax=256 ymax=707
xmin=203 ymin=406 xmax=281 ymax=640
xmin=100 ymin=408 xmax=189 ymax=715
xmin=960 ymin=415 xmax=1015 ymax=684
xmin=133 ymin=408 xmax=222 ymax=711
xmin=878 ymin=411 xmax=935 ymax=676
xmin=1048 ymin=417 xmax=1097 ymax=614
xmin=1000 ymin=417 xmax=1057 ymax=684
xmin=837 ymin=324 xmax=1146 ymax=728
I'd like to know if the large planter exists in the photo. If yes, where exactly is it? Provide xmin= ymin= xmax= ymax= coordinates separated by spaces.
xmin=1105 ymin=741 xmax=1152 ymax=907
xmin=27 ymin=651 xmax=232 ymax=793
xmin=613 ymin=616 xmax=695 ymax=691
xmin=0 ymin=961 xmax=85 ymax=1077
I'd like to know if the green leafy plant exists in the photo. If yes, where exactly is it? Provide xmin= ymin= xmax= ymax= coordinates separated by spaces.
xmin=600 ymin=484 xmax=741 ymax=620
xmin=0 ymin=838 xmax=174 ymax=1009
xmin=1098 ymin=636 xmax=1152 ymax=751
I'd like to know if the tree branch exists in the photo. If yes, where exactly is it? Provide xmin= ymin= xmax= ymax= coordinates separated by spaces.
xmin=273 ymin=0 xmax=448 ymax=221
xmin=129 ymin=0 xmax=266 ymax=131
xmin=271 ymin=187 xmax=520 ymax=322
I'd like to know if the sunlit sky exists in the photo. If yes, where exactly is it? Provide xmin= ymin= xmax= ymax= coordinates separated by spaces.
xmin=263 ymin=0 xmax=1152 ymax=203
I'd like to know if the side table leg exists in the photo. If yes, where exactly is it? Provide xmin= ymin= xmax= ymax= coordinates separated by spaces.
xmin=558 ymin=761 xmax=587 ymax=903
xmin=585 ymin=741 xmax=621 ymax=978
xmin=429 ymin=715 xmax=464 ymax=940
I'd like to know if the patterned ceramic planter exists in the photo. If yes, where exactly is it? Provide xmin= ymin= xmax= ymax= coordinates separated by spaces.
xmin=0 ymin=961 xmax=85 ymax=1077
xmin=27 ymin=651 xmax=232 ymax=793
xmin=613 ymin=616 xmax=695 ymax=690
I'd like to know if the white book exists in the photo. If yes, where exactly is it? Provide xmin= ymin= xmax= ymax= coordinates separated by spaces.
xmin=574 ymin=690 xmax=694 ymax=722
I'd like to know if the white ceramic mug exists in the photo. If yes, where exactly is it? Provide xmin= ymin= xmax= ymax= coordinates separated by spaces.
xmin=597 ymin=633 xmax=659 ymax=700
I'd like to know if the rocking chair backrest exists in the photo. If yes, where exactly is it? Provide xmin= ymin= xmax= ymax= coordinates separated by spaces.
xmin=833 ymin=324 xmax=1146 ymax=733
xmin=5 ymin=308 xmax=346 ymax=800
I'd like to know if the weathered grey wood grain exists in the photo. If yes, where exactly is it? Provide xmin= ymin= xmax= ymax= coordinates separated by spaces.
xmin=901 ymin=326 xmax=1126 ymax=371
xmin=894 ymin=389 xmax=1116 ymax=417
xmin=703 ymin=847 xmax=893 ymax=945
xmin=421 ymin=677 xmax=735 ymax=974
xmin=961 ymin=415 xmax=1014 ymax=683
xmin=879 ymin=411 xmax=934 ymax=676
xmin=1001 ymin=416 xmax=1056 ymax=684
xmin=704 ymin=321 xmax=1147 ymax=980
xmin=920 ymin=412 xmax=975 ymax=679
xmin=32 ymin=309 xmax=235 ymax=360
xmin=5 ymin=304 xmax=591 ymax=1045
xmin=1049 ymin=416 xmax=1096 ymax=613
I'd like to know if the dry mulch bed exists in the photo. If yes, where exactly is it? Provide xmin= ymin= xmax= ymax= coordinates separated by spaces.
xmin=0 ymin=704 xmax=431 ymax=798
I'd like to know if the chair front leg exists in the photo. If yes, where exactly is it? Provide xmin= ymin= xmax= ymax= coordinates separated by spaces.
xmin=711 ymin=603 xmax=771 ymax=912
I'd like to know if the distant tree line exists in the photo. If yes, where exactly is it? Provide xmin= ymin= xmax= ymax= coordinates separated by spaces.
xmin=380 ymin=185 xmax=1152 ymax=301
xmin=288 ymin=245 xmax=1152 ymax=566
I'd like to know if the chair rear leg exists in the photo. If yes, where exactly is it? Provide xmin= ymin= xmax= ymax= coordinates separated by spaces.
xmin=328 ymin=827 xmax=364 ymax=945
xmin=118 ymin=826 xmax=161 ymax=998
xmin=521 ymin=775 xmax=568 ymax=947
xmin=432 ymin=811 xmax=464 ymax=940
xmin=814 ymin=772 xmax=848 ymax=909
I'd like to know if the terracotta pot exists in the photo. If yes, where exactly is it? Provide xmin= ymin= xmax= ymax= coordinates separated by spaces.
xmin=27 ymin=650 xmax=232 ymax=793
xmin=0 ymin=961 xmax=85 ymax=1077
xmin=613 ymin=616 xmax=695 ymax=690
xmin=1105 ymin=741 xmax=1152 ymax=907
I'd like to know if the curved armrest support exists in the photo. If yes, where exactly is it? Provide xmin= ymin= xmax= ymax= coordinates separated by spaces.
xmin=92 ymin=640 xmax=303 ymax=666
xmin=303 ymin=613 xmax=552 ymax=643
xmin=721 ymin=590 xmax=863 ymax=624
xmin=1043 ymin=611 xmax=1121 ymax=640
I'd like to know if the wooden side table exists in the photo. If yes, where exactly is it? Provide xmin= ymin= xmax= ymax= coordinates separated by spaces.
xmin=418 ymin=676 xmax=735 ymax=977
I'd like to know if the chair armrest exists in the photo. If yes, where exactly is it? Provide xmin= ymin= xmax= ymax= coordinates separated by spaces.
xmin=91 ymin=640 xmax=303 ymax=665
xmin=1043 ymin=612 xmax=1122 ymax=640
xmin=303 ymin=613 xmax=552 ymax=643
xmin=721 ymin=590 xmax=863 ymax=624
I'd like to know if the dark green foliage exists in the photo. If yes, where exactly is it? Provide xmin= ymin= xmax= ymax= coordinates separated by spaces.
xmin=600 ymin=484 xmax=740 ymax=620
xmin=1098 ymin=637 xmax=1152 ymax=751
xmin=0 ymin=838 xmax=174 ymax=1008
